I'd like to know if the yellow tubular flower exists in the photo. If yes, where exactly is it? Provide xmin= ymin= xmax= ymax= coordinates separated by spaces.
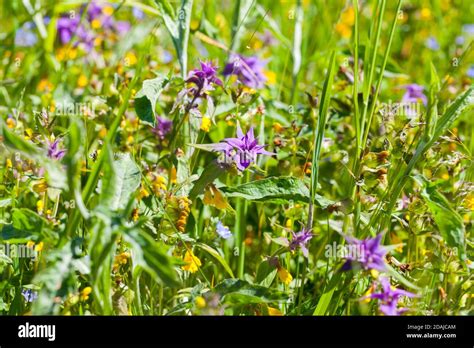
xmin=278 ymin=267 xmax=292 ymax=285
xmin=35 ymin=242 xmax=44 ymax=252
xmin=200 ymin=117 xmax=212 ymax=132
xmin=80 ymin=287 xmax=92 ymax=301
xmin=182 ymin=250 xmax=202 ymax=273
xmin=176 ymin=197 xmax=191 ymax=232
xmin=267 ymin=307 xmax=283 ymax=316
xmin=195 ymin=296 xmax=206 ymax=309
xmin=36 ymin=200 xmax=44 ymax=214
xmin=77 ymin=75 xmax=88 ymax=88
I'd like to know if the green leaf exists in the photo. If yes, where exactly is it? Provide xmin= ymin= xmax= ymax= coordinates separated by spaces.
xmin=213 ymin=279 xmax=289 ymax=304
xmin=12 ymin=208 xmax=47 ymax=233
xmin=189 ymin=160 xmax=229 ymax=200
xmin=255 ymin=259 xmax=277 ymax=287
xmin=195 ymin=243 xmax=234 ymax=278
xmin=413 ymin=175 xmax=466 ymax=261
xmin=154 ymin=0 xmax=193 ymax=77
xmin=100 ymin=153 xmax=141 ymax=211
xmin=428 ymin=86 xmax=473 ymax=148
xmin=222 ymin=176 xmax=334 ymax=207
xmin=122 ymin=228 xmax=180 ymax=287
xmin=134 ymin=75 xmax=169 ymax=125
xmin=32 ymin=243 xmax=77 ymax=314
xmin=0 ymin=225 xmax=35 ymax=244
xmin=313 ymin=271 xmax=343 ymax=315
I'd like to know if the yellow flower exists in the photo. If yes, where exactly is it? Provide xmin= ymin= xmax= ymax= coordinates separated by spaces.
xmin=6 ymin=159 xmax=12 ymax=168
xmin=91 ymin=19 xmax=101 ymax=29
xmin=335 ymin=6 xmax=354 ymax=39
xmin=195 ymin=296 xmax=206 ymax=309
xmin=200 ymin=117 xmax=212 ymax=132
xmin=77 ymin=74 xmax=88 ymax=88
xmin=273 ymin=122 xmax=284 ymax=133
xmin=361 ymin=286 xmax=373 ymax=304
xmin=6 ymin=118 xmax=15 ymax=129
xmin=24 ymin=128 xmax=33 ymax=140
xmin=267 ymin=307 xmax=283 ymax=316
xmin=36 ymin=200 xmax=44 ymax=214
xmin=125 ymin=51 xmax=137 ymax=66
xmin=285 ymin=219 xmax=292 ymax=228
xmin=190 ymin=19 xmax=200 ymax=30
xmin=132 ymin=208 xmax=139 ymax=221
xmin=26 ymin=241 xmax=35 ymax=249
xmin=115 ymin=252 xmax=130 ymax=265
xmin=182 ymin=250 xmax=202 ymax=273
xmin=102 ymin=5 xmax=114 ymax=16
xmin=278 ymin=267 xmax=292 ymax=285
xmin=35 ymin=242 xmax=44 ymax=252
xmin=98 ymin=127 xmax=107 ymax=139
xmin=37 ymin=78 xmax=53 ymax=92
xmin=370 ymin=269 xmax=379 ymax=279
xmin=420 ymin=8 xmax=431 ymax=20
xmin=94 ymin=37 xmax=102 ymax=47
xmin=80 ymin=287 xmax=92 ymax=301
xmin=264 ymin=70 xmax=276 ymax=85
xmin=138 ymin=186 xmax=150 ymax=200
xmin=464 ymin=193 xmax=474 ymax=211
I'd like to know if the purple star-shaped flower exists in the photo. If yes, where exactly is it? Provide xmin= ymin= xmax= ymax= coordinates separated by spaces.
xmin=187 ymin=61 xmax=223 ymax=98
xmin=151 ymin=116 xmax=173 ymax=140
xmin=47 ymin=138 xmax=66 ymax=160
xmin=57 ymin=16 xmax=81 ymax=44
xmin=402 ymin=84 xmax=427 ymax=106
xmin=210 ymin=123 xmax=274 ymax=171
xmin=223 ymin=55 xmax=267 ymax=89
xmin=343 ymin=234 xmax=387 ymax=271
xmin=364 ymin=277 xmax=417 ymax=316
xmin=288 ymin=227 xmax=313 ymax=257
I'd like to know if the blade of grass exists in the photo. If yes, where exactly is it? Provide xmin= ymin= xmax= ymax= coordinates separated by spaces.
xmin=307 ymin=50 xmax=336 ymax=229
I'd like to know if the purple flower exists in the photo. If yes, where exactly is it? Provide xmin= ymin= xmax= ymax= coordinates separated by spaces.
xmin=87 ymin=2 xmax=104 ymax=20
xmin=343 ymin=234 xmax=387 ymax=271
xmin=216 ymin=221 xmax=232 ymax=239
xmin=402 ymin=84 xmax=427 ymax=106
xmin=57 ymin=16 xmax=81 ymax=44
xmin=288 ymin=227 xmax=313 ymax=257
xmin=21 ymin=289 xmax=38 ymax=303
xmin=259 ymin=30 xmax=277 ymax=46
xmin=223 ymin=55 xmax=267 ymax=89
xmin=425 ymin=36 xmax=440 ymax=51
xmin=209 ymin=123 xmax=274 ymax=171
xmin=132 ymin=7 xmax=145 ymax=20
xmin=187 ymin=61 xmax=223 ymax=98
xmin=15 ymin=22 xmax=38 ymax=47
xmin=114 ymin=21 xmax=131 ymax=35
xmin=152 ymin=117 xmax=173 ymax=140
xmin=462 ymin=24 xmax=474 ymax=34
xmin=47 ymin=138 xmax=66 ymax=160
xmin=455 ymin=36 xmax=465 ymax=45
xmin=467 ymin=65 xmax=474 ymax=78
xmin=364 ymin=277 xmax=416 ymax=316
